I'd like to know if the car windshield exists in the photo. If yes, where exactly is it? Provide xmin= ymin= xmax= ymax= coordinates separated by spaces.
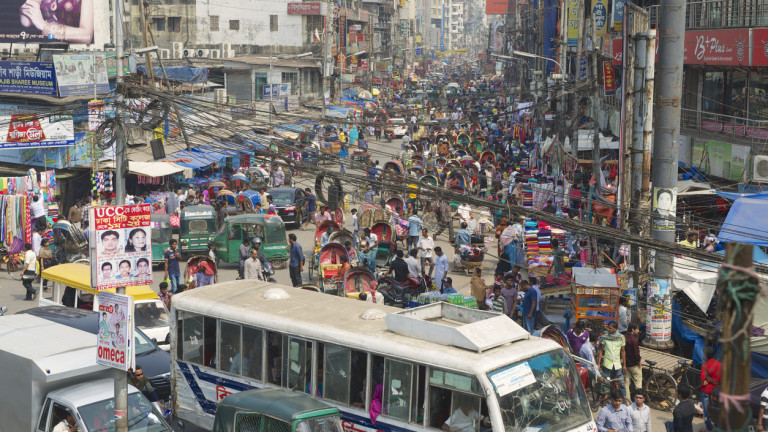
xmin=487 ymin=349 xmax=592 ymax=432
xmin=79 ymin=392 xmax=170 ymax=431
xmin=184 ymin=219 xmax=211 ymax=233
xmin=296 ymin=415 xmax=344 ymax=432
xmin=134 ymin=301 xmax=169 ymax=329
xmin=269 ymin=190 xmax=295 ymax=204
xmin=134 ymin=327 xmax=159 ymax=356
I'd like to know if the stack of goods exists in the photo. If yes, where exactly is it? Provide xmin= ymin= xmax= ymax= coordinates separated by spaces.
xmin=551 ymin=228 xmax=566 ymax=245
xmin=0 ymin=194 xmax=30 ymax=248
xmin=522 ymin=187 xmax=534 ymax=207
xmin=538 ymin=228 xmax=552 ymax=255
xmin=458 ymin=244 xmax=484 ymax=261
xmin=525 ymin=225 xmax=539 ymax=255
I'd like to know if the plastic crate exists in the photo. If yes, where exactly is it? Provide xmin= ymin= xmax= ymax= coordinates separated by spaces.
xmin=405 ymin=301 xmax=421 ymax=309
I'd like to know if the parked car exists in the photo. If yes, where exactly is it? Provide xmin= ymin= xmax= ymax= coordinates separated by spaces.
xmin=16 ymin=306 xmax=172 ymax=400
xmin=267 ymin=187 xmax=306 ymax=227
xmin=387 ymin=118 xmax=408 ymax=137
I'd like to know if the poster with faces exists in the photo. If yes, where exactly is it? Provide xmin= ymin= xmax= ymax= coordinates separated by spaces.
xmin=90 ymin=205 xmax=153 ymax=290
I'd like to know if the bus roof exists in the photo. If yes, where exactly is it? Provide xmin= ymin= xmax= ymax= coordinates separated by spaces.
xmin=40 ymin=263 xmax=158 ymax=301
xmin=172 ymin=281 xmax=562 ymax=376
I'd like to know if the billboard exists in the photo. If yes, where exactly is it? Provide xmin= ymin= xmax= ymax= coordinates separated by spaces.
xmin=486 ymin=0 xmax=510 ymax=15
xmin=0 ymin=113 xmax=74 ymax=149
xmin=0 ymin=0 xmax=94 ymax=44
xmin=89 ymin=204 xmax=153 ymax=291
xmin=751 ymin=29 xmax=768 ymax=66
xmin=683 ymin=29 xmax=748 ymax=65
xmin=97 ymin=292 xmax=134 ymax=371
xmin=0 ymin=61 xmax=57 ymax=95
xmin=287 ymin=2 xmax=322 ymax=14
xmin=691 ymin=140 xmax=749 ymax=181
xmin=567 ymin=0 xmax=580 ymax=46
xmin=53 ymin=53 xmax=109 ymax=96
xmin=613 ymin=0 xmax=628 ymax=31
xmin=592 ymin=0 xmax=608 ymax=37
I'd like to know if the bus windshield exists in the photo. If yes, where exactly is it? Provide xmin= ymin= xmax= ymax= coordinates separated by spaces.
xmin=487 ymin=350 xmax=591 ymax=432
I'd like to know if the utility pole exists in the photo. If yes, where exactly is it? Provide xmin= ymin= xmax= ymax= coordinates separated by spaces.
xmin=140 ymin=2 xmax=154 ymax=83
xmin=570 ymin=0 xmax=584 ymax=159
xmin=647 ymin=0 xmax=684 ymax=350
xmin=114 ymin=0 xmax=126 ymax=208
xmin=590 ymin=14 xmax=601 ymax=194
xmin=322 ymin=0 xmax=334 ymax=119
xmin=717 ymin=243 xmax=760 ymax=432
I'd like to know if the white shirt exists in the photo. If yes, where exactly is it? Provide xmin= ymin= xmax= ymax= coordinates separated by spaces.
xmin=404 ymin=256 xmax=421 ymax=277
xmin=365 ymin=233 xmax=378 ymax=248
xmin=417 ymin=236 xmax=434 ymax=258
xmin=467 ymin=218 xmax=478 ymax=234
xmin=53 ymin=419 xmax=77 ymax=432
xmin=444 ymin=408 xmax=483 ymax=432
xmin=352 ymin=214 xmax=359 ymax=231
xmin=629 ymin=403 xmax=651 ymax=432
xmin=32 ymin=232 xmax=42 ymax=255
xmin=457 ymin=203 xmax=471 ymax=220
xmin=31 ymin=199 xmax=46 ymax=218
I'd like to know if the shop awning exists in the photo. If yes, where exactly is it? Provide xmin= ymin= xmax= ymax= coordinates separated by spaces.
xmin=166 ymin=150 xmax=220 ymax=169
xmin=128 ymin=161 xmax=193 ymax=179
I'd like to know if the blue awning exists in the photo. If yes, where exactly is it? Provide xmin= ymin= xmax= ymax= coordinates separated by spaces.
xmin=167 ymin=150 xmax=218 ymax=169
xmin=718 ymin=197 xmax=768 ymax=246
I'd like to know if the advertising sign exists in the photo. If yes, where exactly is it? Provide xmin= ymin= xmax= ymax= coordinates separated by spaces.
xmin=602 ymin=61 xmax=615 ymax=95
xmin=287 ymin=2 xmax=322 ymax=15
xmin=683 ymin=29 xmax=748 ymax=65
xmin=646 ymin=279 xmax=672 ymax=342
xmin=486 ymin=0 xmax=510 ymax=14
xmin=613 ymin=0 xmax=628 ymax=31
xmin=752 ymin=29 xmax=768 ymax=66
xmin=53 ymin=53 xmax=109 ymax=96
xmin=89 ymin=204 xmax=153 ymax=291
xmin=339 ymin=16 xmax=347 ymax=49
xmin=97 ymin=292 xmax=134 ymax=371
xmin=651 ymin=187 xmax=677 ymax=231
xmin=0 ymin=114 xmax=74 ymax=149
xmin=690 ymin=140 xmax=749 ymax=181
xmin=567 ymin=0 xmax=580 ymax=46
xmin=592 ymin=0 xmax=608 ymax=37
xmin=0 ymin=0 xmax=94 ymax=44
xmin=0 ymin=61 xmax=57 ymax=96
xmin=105 ymin=53 xmax=130 ymax=77
xmin=360 ymin=59 xmax=368 ymax=70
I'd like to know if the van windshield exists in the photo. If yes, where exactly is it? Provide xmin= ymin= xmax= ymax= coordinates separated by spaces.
xmin=79 ymin=392 xmax=170 ymax=431
xmin=487 ymin=349 xmax=592 ymax=432
xmin=296 ymin=415 xmax=344 ymax=432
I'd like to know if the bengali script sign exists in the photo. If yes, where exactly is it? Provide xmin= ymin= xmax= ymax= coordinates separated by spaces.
xmin=90 ymin=204 xmax=153 ymax=290
xmin=0 ymin=61 xmax=56 ymax=95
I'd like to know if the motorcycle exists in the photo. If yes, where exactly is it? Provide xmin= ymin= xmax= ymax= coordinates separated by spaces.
xmin=262 ymin=262 xmax=277 ymax=283
xmin=376 ymin=273 xmax=430 ymax=307
xmin=384 ymin=128 xmax=394 ymax=142
xmin=0 ymin=306 xmax=6 ymax=316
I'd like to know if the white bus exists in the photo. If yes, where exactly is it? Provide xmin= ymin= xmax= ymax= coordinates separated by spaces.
xmin=171 ymin=281 xmax=596 ymax=432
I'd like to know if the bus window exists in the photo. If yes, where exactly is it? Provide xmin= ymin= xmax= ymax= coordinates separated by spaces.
xmin=203 ymin=317 xmax=217 ymax=368
xmin=180 ymin=312 xmax=204 ymax=364
xmin=219 ymin=321 xmax=241 ymax=374
xmin=267 ymin=332 xmax=283 ymax=385
xmin=411 ymin=365 xmax=426 ymax=424
xmin=428 ymin=369 xmax=484 ymax=429
xmin=243 ymin=326 xmax=264 ymax=381
xmin=440 ymin=393 xmax=485 ymax=432
xmin=369 ymin=355 xmax=384 ymax=420
xmin=324 ymin=346 xmax=351 ymax=404
xmin=286 ymin=337 xmax=313 ymax=393
xmin=350 ymin=351 xmax=367 ymax=408
xmin=384 ymin=359 xmax=413 ymax=421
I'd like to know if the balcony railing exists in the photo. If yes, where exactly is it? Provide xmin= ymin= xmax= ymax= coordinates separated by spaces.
xmin=648 ymin=0 xmax=768 ymax=29
xmin=680 ymin=107 xmax=768 ymax=145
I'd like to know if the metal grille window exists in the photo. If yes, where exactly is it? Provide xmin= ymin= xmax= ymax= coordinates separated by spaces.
xmin=168 ymin=16 xmax=181 ymax=32
xmin=152 ymin=17 xmax=165 ymax=31
xmin=210 ymin=15 xmax=219 ymax=31
xmin=281 ymin=72 xmax=298 ymax=94
xmin=270 ymin=15 xmax=278 ymax=31
xmin=230 ymin=20 xmax=240 ymax=31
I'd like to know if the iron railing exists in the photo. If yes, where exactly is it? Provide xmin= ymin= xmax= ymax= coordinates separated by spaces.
xmin=680 ymin=107 xmax=768 ymax=146
xmin=648 ymin=0 xmax=768 ymax=29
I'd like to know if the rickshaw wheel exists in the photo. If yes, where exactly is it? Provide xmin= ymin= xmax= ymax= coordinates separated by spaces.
xmin=271 ymin=259 xmax=286 ymax=270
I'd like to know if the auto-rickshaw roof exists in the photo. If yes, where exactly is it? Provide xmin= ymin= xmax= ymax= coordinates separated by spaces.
xmin=40 ymin=263 xmax=159 ymax=300
xmin=213 ymin=388 xmax=339 ymax=432
xmin=151 ymin=213 xmax=171 ymax=222
xmin=181 ymin=204 xmax=216 ymax=218
xmin=226 ymin=214 xmax=285 ymax=225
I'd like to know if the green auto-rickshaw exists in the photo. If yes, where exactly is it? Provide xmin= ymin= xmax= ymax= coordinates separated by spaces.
xmin=150 ymin=213 xmax=173 ymax=264
xmin=212 ymin=388 xmax=342 ymax=432
xmin=180 ymin=204 xmax=217 ymax=257
xmin=214 ymin=214 xmax=289 ymax=268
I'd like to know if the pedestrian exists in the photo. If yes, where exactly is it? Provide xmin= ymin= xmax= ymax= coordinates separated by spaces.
xmin=597 ymin=320 xmax=627 ymax=401
xmin=500 ymin=273 xmax=518 ymax=320
xmin=491 ymin=285 xmax=507 ymax=315
xmin=32 ymin=226 xmax=44 ymax=256
xmin=628 ymin=389 xmax=651 ymax=432
xmin=68 ymin=199 xmax=82 ymax=229
xmin=433 ymin=246 xmax=449 ymax=291
xmin=388 ymin=250 xmax=409 ymax=283
xmin=759 ymin=384 xmax=768 ymax=432
xmin=417 ymin=228 xmax=434 ymax=277
xmin=520 ymin=280 xmax=536 ymax=332
xmin=351 ymin=208 xmax=359 ymax=246
xmin=567 ymin=320 xmax=590 ymax=355
xmin=470 ymin=268 xmax=488 ymax=308
xmin=38 ymin=238 xmax=55 ymax=291
xmin=164 ymin=239 xmax=182 ymax=293
xmin=244 ymin=248 xmax=264 ymax=280
xmin=288 ymin=233 xmax=304 ymax=287
xmin=20 ymin=242 xmax=37 ymax=300
xmin=404 ymin=248 xmax=421 ymax=278
xmin=339 ymin=145 xmax=348 ymax=174
xmin=237 ymin=237 xmax=250 ymax=280
xmin=624 ymin=323 xmax=642 ymax=399
xmin=700 ymin=347 xmax=721 ymax=432
xmin=670 ymin=384 xmax=695 ymax=432
xmin=596 ymin=389 xmax=632 ymax=432
xmin=407 ymin=210 xmax=422 ymax=251
xmin=158 ymin=282 xmax=172 ymax=309
xmin=618 ymin=297 xmax=630 ymax=333
xmin=302 ymin=188 xmax=317 ymax=231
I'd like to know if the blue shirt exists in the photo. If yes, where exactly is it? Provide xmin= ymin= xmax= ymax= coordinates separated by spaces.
xmin=306 ymin=194 xmax=317 ymax=212
xmin=407 ymin=215 xmax=422 ymax=236
xmin=289 ymin=242 xmax=304 ymax=267
xmin=164 ymin=248 xmax=180 ymax=275
xmin=596 ymin=403 xmax=633 ymax=432
xmin=521 ymin=289 xmax=537 ymax=315
xmin=455 ymin=229 xmax=471 ymax=248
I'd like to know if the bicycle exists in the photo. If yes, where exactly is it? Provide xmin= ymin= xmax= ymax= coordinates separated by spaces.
xmin=590 ymin=375 xmax=624 ymax=411
xmin=644 ymin=359 xmax=679 ymax=411
xmin=671 ymin=358 xmax=703 ymax=403
xmin=0 ymin=248 xmax=22 ymax=280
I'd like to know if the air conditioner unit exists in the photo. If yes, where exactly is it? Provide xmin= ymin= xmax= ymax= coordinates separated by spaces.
xmin=226 ymin=49 xmax=236 ymax=58
xmin=196 ymin=49 xmax=210 ymax=58
xmin=183 ymin=48 xmax=192 ymax=58
xmin=753 ymin=156 xmax=768 ymax=181
xmin=209 ymin=49 xmax=221 ymax=59
xmin=172 ymin=42 xmax=183 ymax=58
xmin=220 ymin=43 xmax=231 ymax=53
xmin=12 ymin=49 xmax=19 ymax=55
xmin=214 ymin=88 xmax=227 ymax=104
xmin=159 ymin=49 xmax=170 ymax=59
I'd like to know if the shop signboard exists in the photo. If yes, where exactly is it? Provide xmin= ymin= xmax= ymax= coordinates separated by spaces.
xmin=683 ymin=29 xmax=748 ymax=65
xmin=646 ymin=279 xmax=672 ymax=342
xmin=567 ymin=0 xmax=580 ymax=46
xmin=0 ymin=0 xmax=94 ymax=44
xmin=287 ymin=2 xmax=322 ymax=15
xmin=602 ymin=61 xmax=615 ymax=95
xmin=0 ymin=113 xmax=74 ymax=149
xmin=0 ymin=61 xmax=57 ymax=95
xmin=96 ymin=292 xmax=134 ymax=371
xmin=612 ymin=0 xmax=628 ymax=31
xmin=53 ymin=53 xmax=110 ymax=96
xmin=592 ymin=0 xmax=608 ymax=37
xmin=752 ymin=29 xmax=768 ymax=66
xmin=690 ymin=140 xmax=749 ymax=182
xmin=89 ymin=204 xmax=153 ymax=291
xmin=339 ymin=16 xmax=347 ymax=49
xmin=486 ymin=0 xmax=509 ymax=14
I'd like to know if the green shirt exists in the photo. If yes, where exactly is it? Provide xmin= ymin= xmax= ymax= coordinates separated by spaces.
xmin=599 ymin=332 xmax=625 ymax=370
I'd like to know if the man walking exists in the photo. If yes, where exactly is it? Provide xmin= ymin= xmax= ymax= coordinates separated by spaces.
xmin=596 ymin=389 xmax=632 ymax=432
xmin=597 ymin=320 xmax=627 ymax=401
xmin=417 ymin=228 xmax=434 ymax=277
xmin=68 ymin=200 xmax=82 ymax=229
xmin=21 ymin=242 xmax=37 ymax=300
xmin=433 ymin=246 xmax=448 ymax=291
xmin=407 ymin=210 xmax=422 ymax=251
xmin=237 ymin=237 xmax=250 ymax=280
xmin=624 ymin=323 xmax=642 ymax=399
xmin=288 ymin=233 xmax=304 ymax=287
xmin=628 ymin=389 xmax=651 ymax=432
xmin=520 ymin=280 xmax=536 ymax=332
xmin=164 ymin=239 xmax=182 ymax=293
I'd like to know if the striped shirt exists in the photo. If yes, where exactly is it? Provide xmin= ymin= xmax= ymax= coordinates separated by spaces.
xmin=492 ymin=295 xmax=507 ymax=315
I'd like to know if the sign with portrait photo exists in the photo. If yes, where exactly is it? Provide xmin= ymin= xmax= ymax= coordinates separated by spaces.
xmin=52 ymin=53 xmax=109 ymax=96
xmin=89 ymin=204 xmax=152 ymax=290
xmin=96 ymin=291 xmax=134 ymax=371
xmin=652 ymin=187 xmax=676 ymax=231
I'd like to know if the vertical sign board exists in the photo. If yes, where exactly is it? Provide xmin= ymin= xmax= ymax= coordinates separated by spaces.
xmin=567 ymin=0 xmax=580 ymax=47
xmin=646 ymin=279 xmax=672 ymax=343
xmin=612 ymin=0 xmax=628 ymax=31
xmin=592 ymin=0 xmax=608 ymax=37
xmin=602 ymin=61 xmax=615 ymax=95
xmin=97 ymin=292 xmax=134 ymax=371
xmin=651 ymin=187 xmax=677 ymax=231
xmin=89 ymin=204 xmax=153 ymax=290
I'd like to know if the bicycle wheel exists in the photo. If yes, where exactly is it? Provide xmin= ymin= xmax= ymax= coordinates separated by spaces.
xmin=6 ymin=256 xmax=21 ymax=280
xmin=645 ymin=372 xmax=677 ymax=411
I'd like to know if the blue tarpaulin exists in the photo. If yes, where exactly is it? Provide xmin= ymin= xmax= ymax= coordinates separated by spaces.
xmin=167 ymin=149 xmax=220 ymax=169
xmin=136 ymin=66 xmax=209 ymax=83
xmin=671 ymin=299 xmax=706 ymax=366
xmin=718 ymin=197 xmax=768 ymax=246
xmin=716 ymin=190 xmax=768 ymax=201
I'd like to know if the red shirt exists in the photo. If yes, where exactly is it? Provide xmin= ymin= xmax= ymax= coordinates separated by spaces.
xmin=700 ymin=358 xmax=721 ymax=394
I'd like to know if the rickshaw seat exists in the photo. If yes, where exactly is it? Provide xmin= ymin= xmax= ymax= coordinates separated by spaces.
xmin=322 ymin=264 xmax=342 ymax=278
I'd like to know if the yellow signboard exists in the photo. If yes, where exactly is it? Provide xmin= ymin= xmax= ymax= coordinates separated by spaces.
xmin=567 ymin=0 xmax=580 ymax=46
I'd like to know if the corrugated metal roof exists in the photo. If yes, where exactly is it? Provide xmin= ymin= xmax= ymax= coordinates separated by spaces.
xmin=225 ymin=56 xmax=320 ymax=68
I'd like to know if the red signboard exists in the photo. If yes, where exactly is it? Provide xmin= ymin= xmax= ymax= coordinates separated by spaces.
xmin=360 ymin=59 xmax=368 ymax=70
xmin=7 ymin=115 xmax=46 ymax=143
xmin=486 ymin=0 xmax=509 ymax=14
xmin=287 ymin=2 xmax=322 ymax=15
xmin=683 ymin=29 xmax=748 ymax=65
xmin=603 ymin=61 xmax=615 ymax=95
xmin=752 ymin=29 xmax=768 ymax=66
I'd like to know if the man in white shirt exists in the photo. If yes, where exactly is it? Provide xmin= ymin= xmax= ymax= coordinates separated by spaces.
xmin=32 ymin=226 xmax=43 ymax=255
xmin=441 ymin=397 xmax=489 ymax=432
xmin=466 ymin=212 xmax=479 ymax=234
xmin=457 ymin=203 xmax=471 ymax=222
xmin=53 ymin=412 xmax=79 ymax=432
xmin=417 ymin=228 xmax=434 ymax=277
xmin=629 ymin=389 xmax=652 ymax=432
xmin=404 ymin=249 xmax=422 ymax=278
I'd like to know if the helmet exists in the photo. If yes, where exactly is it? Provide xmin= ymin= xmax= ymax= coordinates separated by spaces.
xmin=252 ymin=237 xmax=262 ymax=245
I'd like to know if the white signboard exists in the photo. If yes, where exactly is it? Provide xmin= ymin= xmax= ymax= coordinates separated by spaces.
xmin=488 ymin=362 xmax=537 ymax=396
xmin=90 ymin=204 xmax=153 ymax=290
xmin=97 ymin=292 xmax=134 ymax=370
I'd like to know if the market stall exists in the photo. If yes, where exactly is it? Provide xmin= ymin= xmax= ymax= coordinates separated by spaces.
xmin=570 ymin=267 xmax=620 ymax=324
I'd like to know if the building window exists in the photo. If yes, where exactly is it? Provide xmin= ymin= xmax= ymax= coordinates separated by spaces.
xmin=270 ymin=15 xmax=278 ymax=32
xmin=168 ymin=16 xmax=181 ymax=32
xmin=281 ymin=72 xmax=298 ymax=94
xmin=152 ymin=17 xmax=165 ymax=32
xmin=230 ymin=20 xmax=240 ymax=31
xmin=210 ymin=15 xmax=219 ymax=31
